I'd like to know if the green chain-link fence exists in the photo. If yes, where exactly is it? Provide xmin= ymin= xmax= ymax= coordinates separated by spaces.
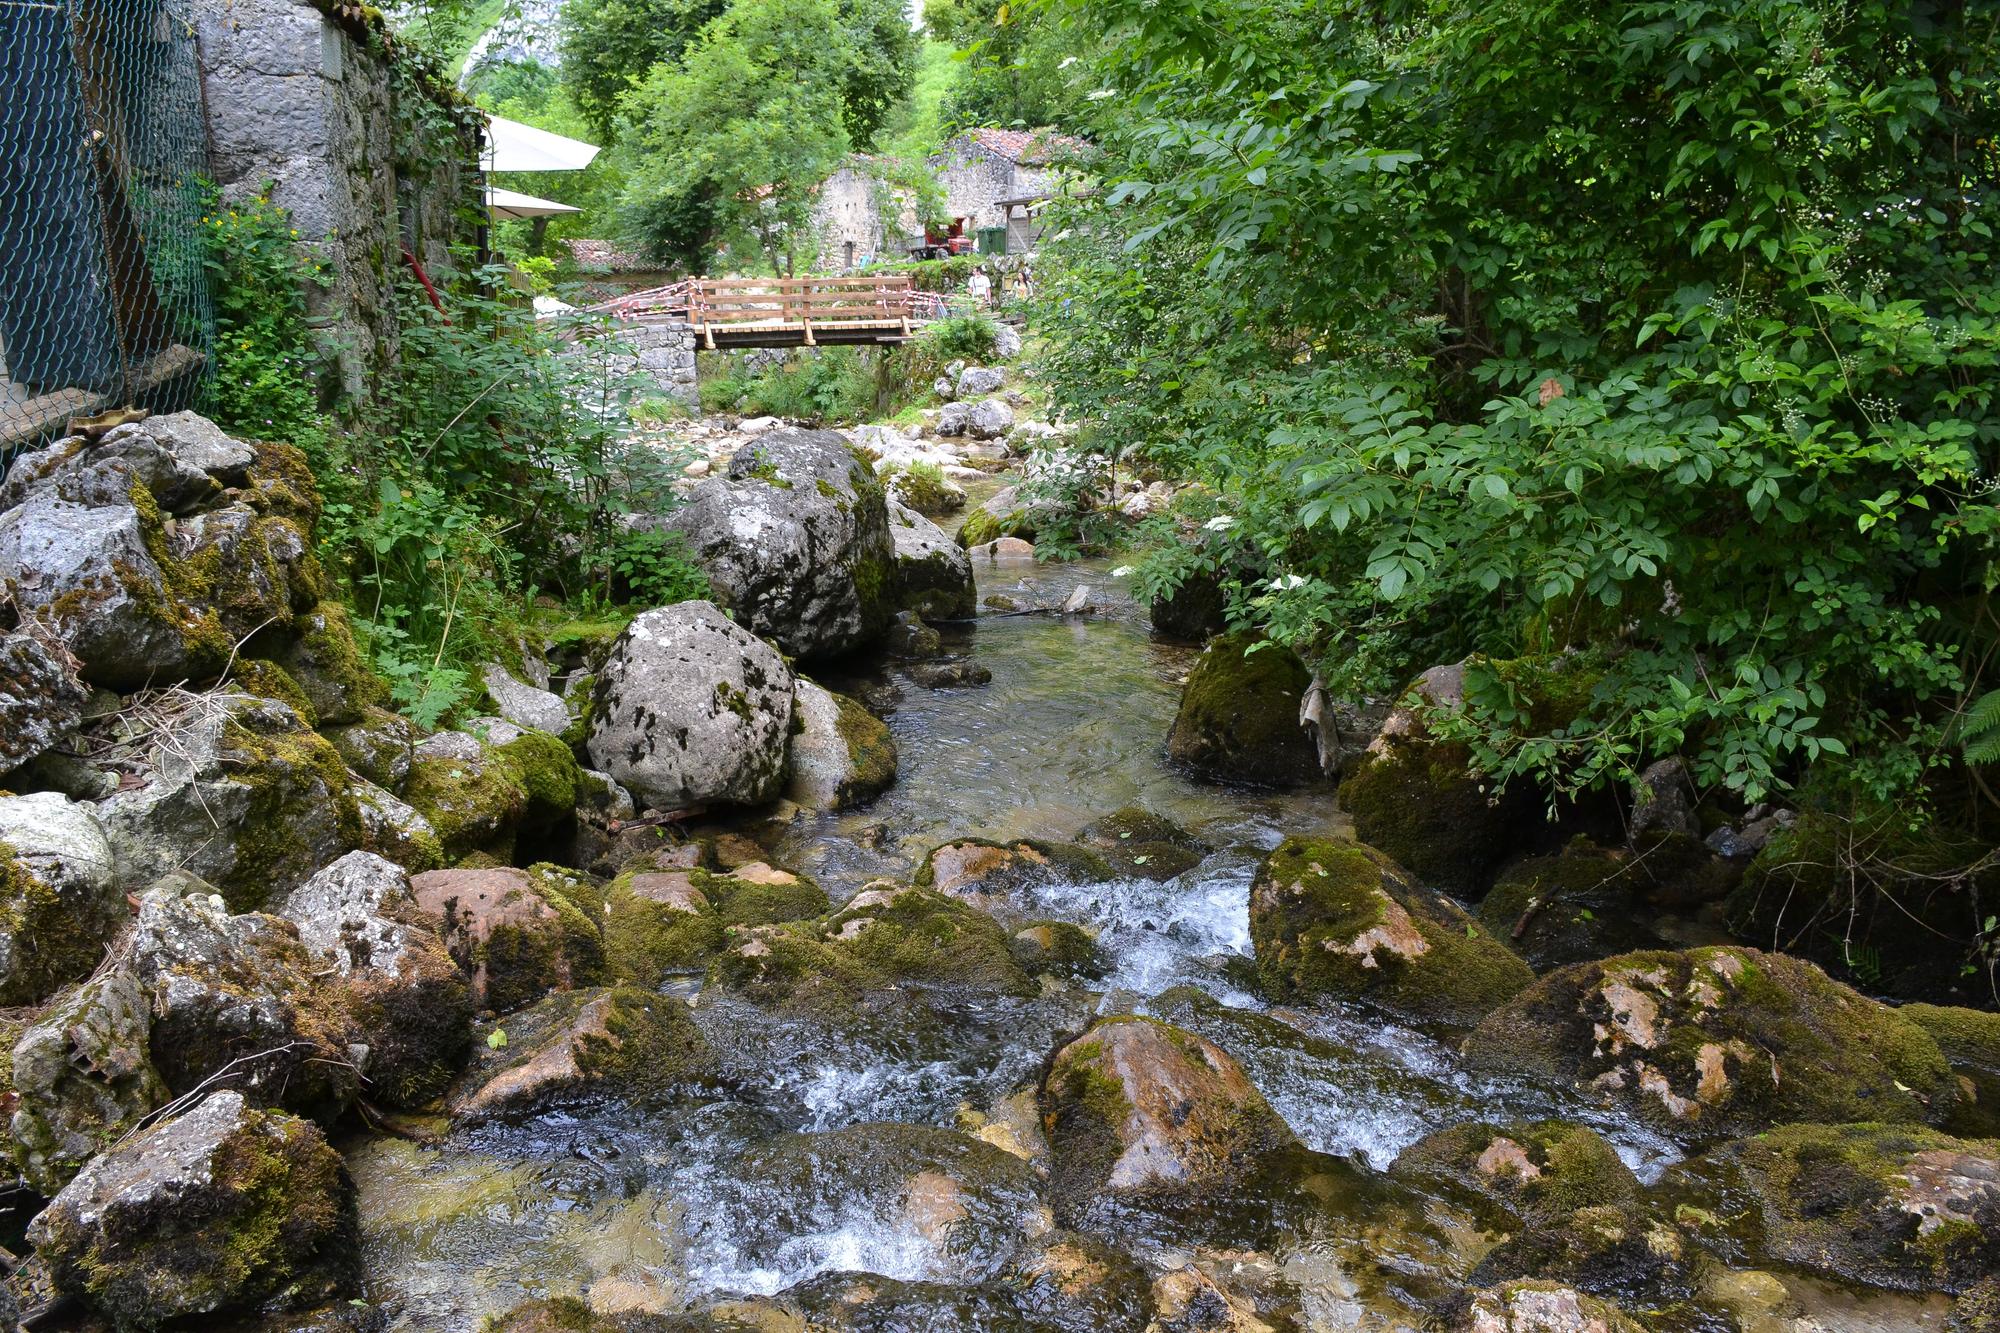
xmin=0 ymin=0 xmax=212 ymax=458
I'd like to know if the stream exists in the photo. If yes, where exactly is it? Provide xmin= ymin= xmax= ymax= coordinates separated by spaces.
xmin=345 ymin=533 xmax=1951 ymax=1331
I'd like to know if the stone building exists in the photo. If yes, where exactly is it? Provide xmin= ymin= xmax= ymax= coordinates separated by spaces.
xmin=810 ymin=159 xmax=922 ymax=271
xmin=926 ymin=129 xmax=1089 ymax=254
xmin=192 ymin=0 xmax=483 ymax=401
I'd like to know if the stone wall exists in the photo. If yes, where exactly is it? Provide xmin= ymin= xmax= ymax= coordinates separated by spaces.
xmin=192 ymin=0 xmax=482 ymax=403
xmin=931 ymin=142 xmax=1020 ymax=234
xmin=600 ymin=319 xmax=698 ymax=408
xmin=812 ymin=165 xmax=919 ymax=269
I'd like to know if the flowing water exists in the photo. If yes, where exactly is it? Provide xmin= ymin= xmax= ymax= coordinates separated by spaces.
xmin=346 ymin=543 xmax=1950 ymax=1330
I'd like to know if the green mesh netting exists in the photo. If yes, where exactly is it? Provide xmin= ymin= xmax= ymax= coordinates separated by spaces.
xmin=0 ymin=0 xmax=213 ymax=456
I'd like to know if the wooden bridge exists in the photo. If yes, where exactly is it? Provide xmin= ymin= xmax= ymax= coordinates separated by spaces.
xmin=591 ymin=275 xmax=944 ymax=349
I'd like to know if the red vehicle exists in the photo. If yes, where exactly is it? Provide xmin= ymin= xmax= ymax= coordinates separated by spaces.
xmin=909 ymin=221 xmax=975 ymax=260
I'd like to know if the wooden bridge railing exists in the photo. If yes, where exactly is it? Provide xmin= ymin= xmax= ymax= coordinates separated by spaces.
xmin=592 ymin=274 xmax=933 ymax=347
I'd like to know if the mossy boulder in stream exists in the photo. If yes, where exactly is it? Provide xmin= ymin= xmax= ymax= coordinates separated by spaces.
xmin=1453 ymin=1281 xmax=1650 ymax=1333
xmin=27 ymin=1090 xmax=355 ymax=1328
xmin=128 ymin=876 xmax=360 ymax=1120
xmin=401 ymin=728 xmax=582 ymax=865
xmin=1041 ymin=1015 xmax=1295 ymax=1222
xmin=1250 ymin=836 xmax=1534 ymax=1030
xmin=448 ymin=985 xmax=717 ymax=1122
xmin=1464 ymin=946 xmax=1960 ymax=1146
xmin=1477 ymin=836 xmax=1733 ymax=972
xmin=276 ymin=851 xmax=473 ymax=1109
xmin=916 ymin=837 xmax=1114 ymax=910
xmin=1164 ymin=631 xmax=1321 ymax=788
xmin=1339 ymin=658 xmax=1604 ymax=894
xmin=409 ymin=866 xmax=604 ymax=1013
xmin=818 ymin=884 xmax=1036 ymax=996
xmin=596 ymin=861 xmax=827 ymax=988
xmin=1669 ymin=1122 xmax=2000 ymax=1295
xmin=1390 ymin=1120 xmax=1639 ymax=1227
xmin=1075 ymin=807 xmax=1210 ymax=881
xmin=786 ymin=679 xmax=898 ymax=810
xmin=0 ymin=792 xmax=124 ymax=1006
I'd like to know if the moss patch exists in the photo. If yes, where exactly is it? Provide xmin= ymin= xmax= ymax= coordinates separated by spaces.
xmin=1390 ymin=1119 xmax=1639 ymax=1227
xmin=0 ymin=846 xmax=116 ymax=1007
xmin=217 ymin=714 xmax=363 ymax=912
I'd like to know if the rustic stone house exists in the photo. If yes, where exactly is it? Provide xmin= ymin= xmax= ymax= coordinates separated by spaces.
xmin=926 ymin=128 xmax=1089 ymax=255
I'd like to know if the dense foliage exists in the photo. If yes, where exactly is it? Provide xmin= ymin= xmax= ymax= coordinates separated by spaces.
xmin=559 ymin=0 xmax=727 ymax=139
xmin=1037 ymin=0 xmax=2000 ymax=829
xmin=612 ymin=0 xmax=915 ymax=272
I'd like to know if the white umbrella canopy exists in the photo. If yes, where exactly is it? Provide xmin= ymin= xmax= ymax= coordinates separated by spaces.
xmin=485 ymin=186 xmax=583 ymax=220
xmin=482 ymin=114 xmax=601 ymax=173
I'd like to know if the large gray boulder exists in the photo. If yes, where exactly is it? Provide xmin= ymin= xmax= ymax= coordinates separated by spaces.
xmin=0 ymin=628 xmax=88 ymax=774
xmin=0 ymin=494 xmax=202 ymax=690
xmin=587 ymin=601 xmax=795 ymax=811
xmin=9 ymin=969 xmax=168 ymax=1195
xmin=0 ymin=414 xmax=249 ymax=516
xmin=665 ymin=428 xmax=895 ymax=659
xmin=967 ymin=398 xmax=1016 ymax=440
xmin=888 ymin=497 xmax=975 ymax=621
xmin=130 ymin=878 xmax=360 ymax=1119
xmin=0 ymin=792 xmax=123 ymax=1005
xmin=957 ymin=366 xmax=1005 ymax=396
xmin=28 ymin=1090 xmax=355 ymax=1327
xmin=91 ymin=692 xmax=362 ymax=912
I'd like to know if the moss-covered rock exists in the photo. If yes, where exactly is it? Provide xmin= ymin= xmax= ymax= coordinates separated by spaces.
xmin=1390 ymin=1120 xmax=1639 ymax=1226
xmin=954 ymin=485 xmax=1037 ymax=550
xmin=448 ymin=985 xmax=717 ymax=1122
xmin=351 ymin=775 xmax=446 ymax=875
xmin=409 ymin=866 xmax=604 ymax=1013
xmin=1477 ymin=838 xmax=1728 ymax=972
xmin=1730 ymin=811 xmax=2000 ymax=1003
xmin=915 ymin=837 xmax=1115 ymax=908
xmin=1669 ymin=1122 xmax=2000 ymax=1295
xmin=596 ymin=867 xmax=729 ymax=989
xmin=251 ymin=601 xmax=386 ymax=729
xmin=1165 ymin=632 xmax=1321 ymax=788
xmin=817 ymin=884 xmax=1036 ymax=997
xmin=786 ymin=680 xmax=898 ymax=810
xmin=129 ymin=879 xmax=360 ymax=1120
xmin=28 ymin=1090 xmax=355 ymax=1327
xmin=1464 ymin=947 xmax=1961 ymax=1145
xmin=322 ymin=704 xmax=415 ymax=793
xmin=1041 ymin=1015 xmax=1294 ymax=1223
xmin=1004 ymin=1230 xmax=1156 ymax=1331
xmin=91 ymin=693 xmax=363 ymax=912
xmin=1250 ymin=837 xmax=1535 ymax=1030
xmin=1338 ymin=658 xmax=1607 ymax=895
xmin=8 ymin=969 xmax=168 ymax=1195
xmin=1012 ymin=920 xmax=1104 ymax=980
xmin=0 ymin=792 xmax=124 ymax=1007
xmin=1075 ymin=807 xmax=1210 ymax=881
xmin=1903 ymin=1003 xmax=2000 ymax=1138
xmin=225 ymin=658 xmax=319 ymax=725
xmin=400 ymin=732 xmax=546 ymax=865
xmin=277 ymin=851 xmax=473 ymax=1110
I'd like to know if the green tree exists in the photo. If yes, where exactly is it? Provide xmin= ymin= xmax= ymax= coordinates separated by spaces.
xmin=926 ymin=0 xmax=1096 ymax=131
xmin=560 ymin=0 xmax=728 ymax=139
xmin=616 ymin=0 xmax=856 ymax=273
xmin=1038 ymin=0 xmax=2000 ymax=823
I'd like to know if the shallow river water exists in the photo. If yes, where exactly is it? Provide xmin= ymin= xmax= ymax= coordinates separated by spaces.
xmin=346 ymin=548 xmax=1952 ymax=1331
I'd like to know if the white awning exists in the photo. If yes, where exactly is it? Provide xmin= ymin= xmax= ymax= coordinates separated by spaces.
xmin=485 ymin=186 xmax=582 ymax=220
xmin=482 ymin=115 xmax=601 ymax=173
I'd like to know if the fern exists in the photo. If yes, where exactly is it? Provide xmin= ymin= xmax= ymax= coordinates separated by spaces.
xmin=1961 ymin=691 xmax=2000 ymax=764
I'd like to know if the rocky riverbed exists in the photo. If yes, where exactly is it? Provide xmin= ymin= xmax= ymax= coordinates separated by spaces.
xmin=0 ymin=377 xmax=1997 ymax=1332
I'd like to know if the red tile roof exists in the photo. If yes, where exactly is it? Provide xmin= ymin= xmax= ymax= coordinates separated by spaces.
xmin=561 ymin=239 xmax=669 ymax=272
xmin=958 ymin=128 xmax=1090 ymax=166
